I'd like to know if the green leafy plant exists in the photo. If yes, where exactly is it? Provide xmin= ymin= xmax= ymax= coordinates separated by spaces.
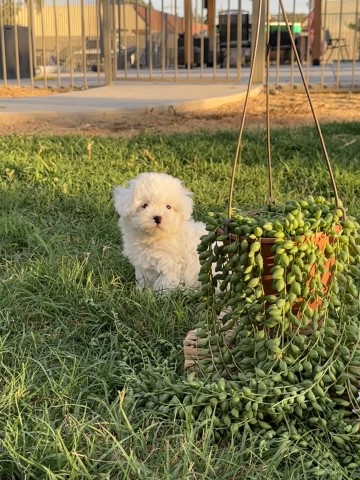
xmin=196 ymin=195 xmax=359 ymax=334
xmin=132 ymin=195 xmax=360 ymax=473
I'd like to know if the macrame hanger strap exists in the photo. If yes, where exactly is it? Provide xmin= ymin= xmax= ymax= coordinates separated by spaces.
xmin=227 ymin=0 xmax=345 ymax=221
xmin=227 ymin=0 xmax=264 ymax=220
xmin=278 ymin=0 xmax=345 ymax=216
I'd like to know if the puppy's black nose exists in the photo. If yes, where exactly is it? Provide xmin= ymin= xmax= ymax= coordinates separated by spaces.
xmin=153 ymin=215 xmax=162 ymax=225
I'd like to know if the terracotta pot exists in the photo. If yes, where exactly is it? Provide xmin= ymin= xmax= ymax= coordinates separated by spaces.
xmin=254 ymin=231 xmax=337 ymax=313
xmin=219 ymin=225 xmax=340 ymax=315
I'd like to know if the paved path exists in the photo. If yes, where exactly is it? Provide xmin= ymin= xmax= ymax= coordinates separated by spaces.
xmin=1 ymin=60 xmax=357 ymax=121
xmin=0 ymin=82 xmax=262 ymax=121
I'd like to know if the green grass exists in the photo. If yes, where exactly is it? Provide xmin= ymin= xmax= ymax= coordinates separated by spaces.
xmin=0 ymin=123 xmax=359 ymax=479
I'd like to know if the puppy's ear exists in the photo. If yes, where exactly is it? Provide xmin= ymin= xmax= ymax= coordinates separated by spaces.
xmin=178 ymin=185 xmax=194 ymax=220
xmin=113 ymin=186 xmax=131 ymax=217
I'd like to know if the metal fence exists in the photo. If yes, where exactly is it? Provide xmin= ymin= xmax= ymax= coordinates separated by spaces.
xmin=0 ymin=0 xmax=359 ymax=89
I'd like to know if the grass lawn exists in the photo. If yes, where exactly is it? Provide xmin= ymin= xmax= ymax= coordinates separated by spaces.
xmin=0 ymin=123 xmax=359 ymax=479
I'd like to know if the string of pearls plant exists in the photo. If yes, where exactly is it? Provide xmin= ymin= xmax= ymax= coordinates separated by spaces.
xmin=127 ymin=196 xmax=360 ymax=475
xmin=196 ymin=196 xmax=358 ymax=338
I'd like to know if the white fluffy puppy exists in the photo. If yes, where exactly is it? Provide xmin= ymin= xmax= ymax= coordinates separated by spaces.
xmin=113 ymin=172 xmax=207 ymax=291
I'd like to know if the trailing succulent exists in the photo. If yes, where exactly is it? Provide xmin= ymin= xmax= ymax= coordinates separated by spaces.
xmin=195 ymin=195 xmax=359 ymax=341
xmin=124 ymin=196 xmax=360 ymax=475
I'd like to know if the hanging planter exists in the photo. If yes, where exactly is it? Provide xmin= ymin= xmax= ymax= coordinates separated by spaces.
xmin=209 ymin=199 xmax=344 ymax=323
xmin=190 ymin=0 xmax=352 ymax=336
xmin=185 ymin=0 xmax=360 ymax=374
xmin=130 ymin=0 xmax=360 ymax=467
xmin=195 ymin=197 xmax=356 ymax=334
xmin=186 ymin=201 xmax=360 ymax=380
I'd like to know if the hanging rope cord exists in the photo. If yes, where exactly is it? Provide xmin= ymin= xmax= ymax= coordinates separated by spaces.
xmin=227 ymin=0 xmax=343 ymax=221
xmin=265 ymin=0 xmax=274 ymax=205
xmin=227 ymin=0 xmax=264 ymax=220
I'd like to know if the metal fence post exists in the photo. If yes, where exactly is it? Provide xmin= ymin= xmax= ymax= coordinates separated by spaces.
xmin=27 ymin=0 xmax=35 ymax=87
xmin=184 ymin=0 xmax=194 ymax=68
xmin=102 ymin=0 xmax=113 ymax=85
xmin=251 ymin=0 xmax=265 ymax=84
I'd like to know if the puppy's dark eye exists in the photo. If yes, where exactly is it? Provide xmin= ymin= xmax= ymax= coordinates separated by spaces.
xmin=142 ymin=203 xmax=148 ymax=209
xmin=166 ymin=205 xmax=171 ymax=210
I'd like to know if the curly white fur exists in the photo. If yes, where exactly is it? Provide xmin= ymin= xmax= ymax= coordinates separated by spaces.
xmin=113 ymin=172 xmax=206 ymax=291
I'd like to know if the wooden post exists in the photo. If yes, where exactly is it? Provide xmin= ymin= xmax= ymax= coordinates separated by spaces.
xmin=206 ymin=0 xmax=216 ymax=67
xmin=207 ymin=0 xmax=215 ymax=37
xmin=312 ymin=0 xmax=322 ymax=65
xmin=251 ymin=0 xmax=265 ymax=84
xmin=184 ymin=0 xmax=194 ymax=66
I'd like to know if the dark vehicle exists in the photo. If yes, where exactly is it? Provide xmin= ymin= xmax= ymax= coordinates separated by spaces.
xmin=177 ymin=46 xmax=202 ymax=67
xmin=118 ymin=46 xmax=145 ymax=69
xmin=89 ymin=45 xmax=145 ymax=71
